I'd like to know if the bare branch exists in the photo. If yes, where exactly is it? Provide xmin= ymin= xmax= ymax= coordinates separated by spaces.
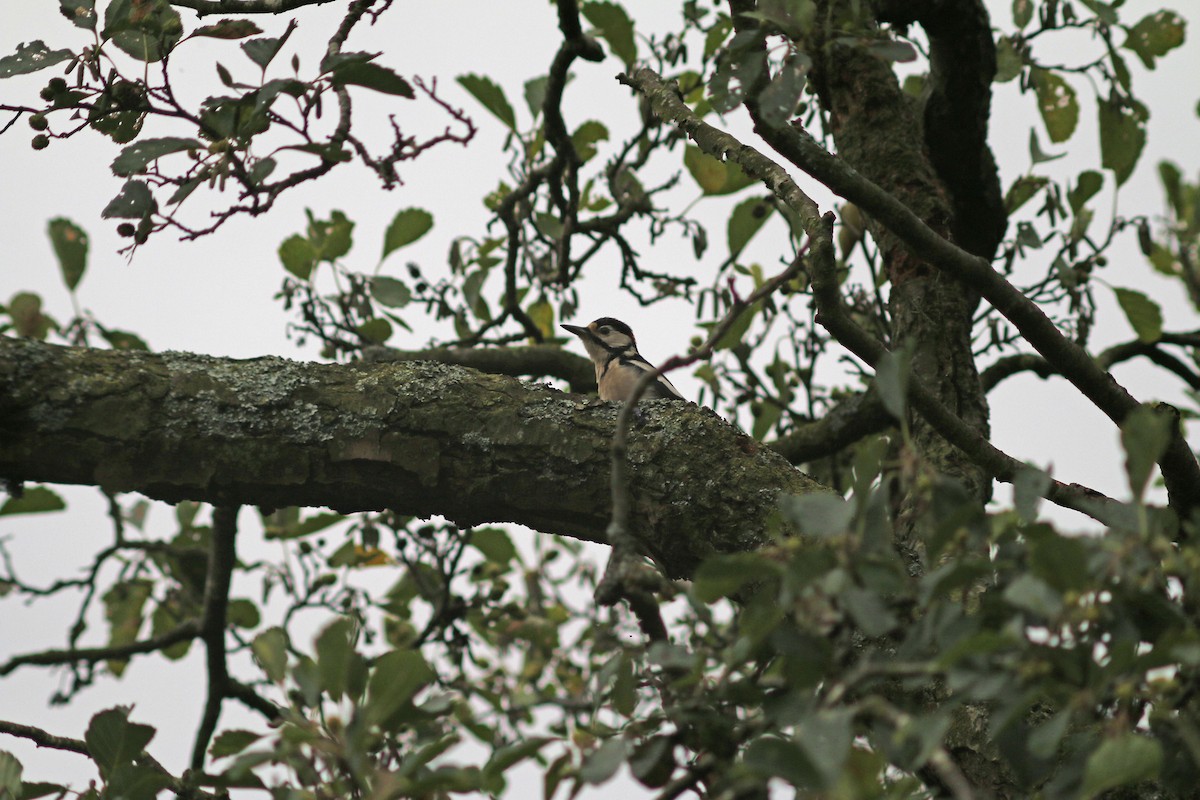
xmin=739 ymin=85 xmax=1200 ymax=517
xmin=0 ymin=719 xmax=90 ymax=756
xmin=169 ymin=0 xmax=338 ymax=15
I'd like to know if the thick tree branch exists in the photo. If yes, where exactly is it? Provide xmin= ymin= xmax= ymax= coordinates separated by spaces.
xmin=876 ymin=0 xmax=1007 ymax=260
xmin=768 ymin=392 xmax=892 ymax=464
xmin=0 ymin=337 xmax=820 ymax=579
xmin=170 ymin=0 xmax=338 ymax=15
xmin=365 ymin=344 xmax=597 ymax=394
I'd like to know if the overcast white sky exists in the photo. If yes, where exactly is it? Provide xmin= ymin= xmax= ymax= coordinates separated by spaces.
xmin=2 ymin=0 xmax=1199 ymax=795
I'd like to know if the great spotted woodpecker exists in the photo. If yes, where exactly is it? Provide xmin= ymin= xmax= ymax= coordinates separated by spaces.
xmin=561 ymin=317 xmax=685 ymax=402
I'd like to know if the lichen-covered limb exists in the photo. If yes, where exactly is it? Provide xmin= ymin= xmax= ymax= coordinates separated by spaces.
xmin=365 ymin=344 xmax=597 ymax=394
xmin=0 ymin=337 xmax=821 ymax=578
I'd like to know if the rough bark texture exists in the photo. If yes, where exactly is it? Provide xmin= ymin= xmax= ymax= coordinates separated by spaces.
xmin=0 ymin=337 xmax=822 ymax=578
xmin=806 ymin=0 xmax=994 ymax=506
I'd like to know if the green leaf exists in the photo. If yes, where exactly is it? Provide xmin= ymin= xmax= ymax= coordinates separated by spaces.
xmin=1081 ymin=734 xmax=1163 ymax=798
xmin=370 ymin=276 xmax=411 ymax=308
xmin=1068 ymin=170 xmax=1103 ymax=214
xmin=111 ymin=137 xmax=202 ymax=177
xmin=629 ymin=735 xmax=675 ymax=788
xmin=1112 ymin=286 xmax=1162 ymax=344
xmin=694 ymin=552 xmax=774 ymax=602
xmin=47 ymin=218 xmax=89 ymax=292
xmin=711 ymin=299 xmax=760 ymax=350
xmin=98 ymin=325 xmax=149 ymax=351
xmin=356 ymin=317 xmax=393 ymax=344
xmin=193 ymin=19 xmax=262 ymax=39
xmin=367 ymin=649 xmax=435 ymax=730
xmin=60 ymin=0 xmax=98 ymax=31
xmin=779 ymin=492 xmax=854 ymax=538
xmin=744 ymin=737 xmax=821 ymax=788
xmin=757 ymin=56 xmax=808 ymax=125
xmin=579 ymin=738 xmax=626 ymax=785
xmin=875 ymin=348 xmax=910 ymax=420
xmin=0 ymin=750 xmax=21 ymax=800
xmin=102 ymin=0 xmax=182 ymax=63
xmin=1028 ymin=129 xmax=1065 ymax=165
xmin=684 ymin=145 xmax=755 ymax=196
xmin=728 ymin=196 xmax=774 ymax=258
xmin=382 ymin=208 xmax=433 ymax=259
xmin=88 ymin=79 xmax=148 ymax=144
xmin=0 ymin=486 xmax=66 ymax=516
xmin=797 ymin=710 xmax=853 ymax=788
xmin=1004 ymin=175 xmax=1048 ymax=214
xmin=751 ymin=400 xmax=782 ymax=441
xmin=150 ymin=597 xmax=192 ymax=660
xmin=1099 ymin=98 xmax=1147 ymax=186
xmin=457 ymin=73 xmax=516 ymax=131
xmin=1122 ymin=11 xmax=1186 ymax=70
xmin=1027 ymin=710 xmax=1072 ymax=759
xmin=278 ymin=234 xmax=316 ymax=280
xmin=227 ymin=599 xmax=260 ymax=629
xmin=332 ymin=61 xmax=414 ymax=98
xmin=241 ymin=20 xmax=296 ymax=71
xmin=315 ymin=616 xmax=357 ymax=700
xmin=1013 ymin=467 xmax=1050 ymax=523
xmin=102 ymin=579 xmax=153 ymax=676
xmin=470 ymin=528 xmax=517 ymax=564
xmin=483 ymin=738 xmax=553 ymax=788
xmin=570 ymin=120 xmax=609 ymax=163
xmin=101 ymin=180 xmax=156 ymax=220
xmin=523 ymin=75 xmax=550 ymax=119
xmin=209 ymin=730 xmax=260 ymax=759
xmin=1003 ymin=573 xmax=1062 ymax=618
xmin=526 ymin=299 xmax=555 ymax=339
xmin=1121 ymin=404 xmax=1172 ymax=501
xmin=251 ymin=627 xmax=290 ymax=683
xmin=1030 ymin=68 xmax=1079 ymax=143
xmin=1013 ymin=0 xmax=1034 ymax=28
xmin=0 ymin=41 xmax=74 ymax=78
xmin=85 ymin=708 xmax=155 ymax=779
xmin=7 ymin=292 xmax=54 ymax=340
xmin=15 ymin=782 xmax=68 ymax=800
xmin=307 ymin=209 xmax=354 ymax=263
xmin=994 ymin=35 xmax=1022 ymax=82
xmin=582 ymin=1 xmax=638 ymax=67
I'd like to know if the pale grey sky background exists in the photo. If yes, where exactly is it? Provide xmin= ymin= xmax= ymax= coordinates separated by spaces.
xmin=2 ymin=0 xmax=1199 ymax=795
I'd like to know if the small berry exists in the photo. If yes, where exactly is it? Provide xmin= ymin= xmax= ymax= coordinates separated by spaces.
xmin=31 ymin=134 xmax=50 ymax=150
xmin=117 ymin=223 xmax=136 ymax=237
xmin=29 ymin=113 xmax=49 ymax=131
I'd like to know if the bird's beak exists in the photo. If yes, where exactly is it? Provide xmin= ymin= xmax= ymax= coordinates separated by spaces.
xmin=560 ymin=324 xmax=587 ymax=338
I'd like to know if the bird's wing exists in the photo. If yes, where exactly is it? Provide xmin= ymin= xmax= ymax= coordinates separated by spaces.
xmin=620 ymin=354 xmax=685 ymax=400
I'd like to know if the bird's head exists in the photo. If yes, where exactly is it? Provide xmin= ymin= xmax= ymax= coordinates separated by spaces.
xmin=561 ymin=317 xmax=637 ymax=363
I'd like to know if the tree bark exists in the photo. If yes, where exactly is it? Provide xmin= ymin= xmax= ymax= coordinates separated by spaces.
xmin=0 ymin=337 xmax=822 ymax=578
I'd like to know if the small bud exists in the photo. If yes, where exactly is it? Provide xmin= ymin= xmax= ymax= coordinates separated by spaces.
xmin=117 ymin=223 xmax=136 ymax=237
xmin=31 ymin=134 xmax=50 ymax=150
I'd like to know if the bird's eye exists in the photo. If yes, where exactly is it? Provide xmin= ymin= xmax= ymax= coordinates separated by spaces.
xmin=598 ymin=326 xmax=611 ymax=334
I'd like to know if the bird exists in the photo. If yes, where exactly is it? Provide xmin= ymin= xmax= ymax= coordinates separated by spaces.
xmin=561 ymin=317 xmax=685 ymax=402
